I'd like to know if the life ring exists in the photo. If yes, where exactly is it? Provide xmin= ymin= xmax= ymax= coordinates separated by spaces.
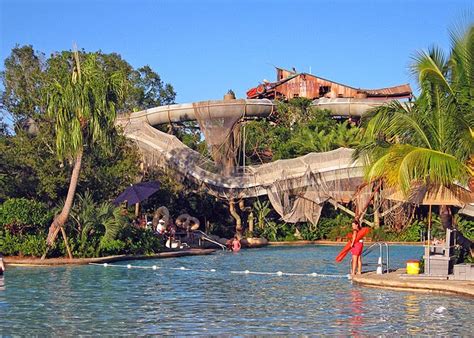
xmin=175 ymin=213 xmax=200 ymax=231
xmin=152 ymin=206 xmax=170 ymax=228
xmin=256 ymin=84 xmax=265 ymax=94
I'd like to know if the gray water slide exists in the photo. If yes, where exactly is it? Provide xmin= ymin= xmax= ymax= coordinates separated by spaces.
xmin=116 ymin=99 xmax=365 ymax=201
xmin=116 ymin=97 xmax=385 ymax=128
xmin=117 ymin=99 xmax=275 ymax=126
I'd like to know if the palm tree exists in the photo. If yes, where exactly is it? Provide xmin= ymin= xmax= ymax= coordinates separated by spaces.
xmin=41 ymin=49 xmax=126 ymax=259
xmin=356 ymin=23 xmax=473 ymax=251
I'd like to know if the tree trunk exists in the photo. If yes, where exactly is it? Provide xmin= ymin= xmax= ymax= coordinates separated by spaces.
xmin=60 ymin=226 xmax=73 ymax=259
xmin=229 ymin=199 xmax=242 ymax=239
xmin=248 ymin=212 xmax=254 ymax=237
xmin=42 ymin=149 xmax=83 ymax=259
xmin=374 ymin=209 xmax=380 ymax=229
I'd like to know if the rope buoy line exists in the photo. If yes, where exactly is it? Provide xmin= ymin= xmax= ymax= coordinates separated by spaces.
xmin=88 ymin=263 xmax=349 ymax=279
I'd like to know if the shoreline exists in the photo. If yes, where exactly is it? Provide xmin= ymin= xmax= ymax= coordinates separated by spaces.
xmin=268 ymin=240 xmax=425 ymax=246
xmin=4 ymin=248 xmax=216 ymax=266
xmin=4 ymin=240 xmax=426 ymax=265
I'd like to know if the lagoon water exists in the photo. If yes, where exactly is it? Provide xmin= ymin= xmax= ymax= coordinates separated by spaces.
xmin=1 ymin=245 xmax=473 ymax=335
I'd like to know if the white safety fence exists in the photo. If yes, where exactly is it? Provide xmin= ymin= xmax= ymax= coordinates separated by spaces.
xmin=89 ymin=262 xmax=349 ymax=279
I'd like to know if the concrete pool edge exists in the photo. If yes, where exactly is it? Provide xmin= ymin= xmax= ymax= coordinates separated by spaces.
xmin=353 ymin=269 xmax=474 ymax=298
xmin=4 ymin=248 xmax=216 ymax=266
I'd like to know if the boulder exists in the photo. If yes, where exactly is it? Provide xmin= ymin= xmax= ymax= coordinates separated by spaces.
xmin=241 ymin=237 xmax=268 ymax=248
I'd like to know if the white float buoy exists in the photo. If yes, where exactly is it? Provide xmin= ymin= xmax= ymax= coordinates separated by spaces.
xmin=311 ymin=272 xmax=317 ymax=277
xmin=103 ymin=263 xmax=108 ymax=267
xmin=127 ymin=264 xmax=132 ymax=269
xmin=277 ymin=271 xmax=283 ymax=276
xmin=180 ymin=266 xmax=186 ymax=270
xmin=244 ymin=270 xmax=250 ymax=274
xmin=152 ymin=265 xmax=157 ymax=270
xmin=210 ymin=269 xmax=216 ymax=272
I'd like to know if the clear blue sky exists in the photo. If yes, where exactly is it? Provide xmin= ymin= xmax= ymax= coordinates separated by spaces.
xmin=0 ymin=0 xmax=472 ymax=103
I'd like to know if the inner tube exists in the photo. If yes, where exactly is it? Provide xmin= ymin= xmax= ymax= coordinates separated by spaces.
xmin=175 ymin=214 xmax=200 ymax=231
xmin=152 ymin=206 xmax=170 ymax=227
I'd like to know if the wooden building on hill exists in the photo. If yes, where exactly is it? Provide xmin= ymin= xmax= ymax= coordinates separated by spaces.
xmin=246 ymin=67 xmax=412 ymax=101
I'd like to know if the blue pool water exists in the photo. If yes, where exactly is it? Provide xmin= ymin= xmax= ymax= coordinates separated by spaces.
xmin=0 ymin=245 xmax=473 ymax=335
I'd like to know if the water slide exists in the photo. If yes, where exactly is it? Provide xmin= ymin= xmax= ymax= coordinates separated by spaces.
xmin=116 ymin=97 xmax=384 ymax=126
xmin=116 ymin=99 xmax=368 ymax=224
xmin=116 ymin=99 xmax=365 ymax=198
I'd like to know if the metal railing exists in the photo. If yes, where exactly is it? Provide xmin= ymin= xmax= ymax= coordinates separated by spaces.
xmin=195 ymin=230 xmax=227 ymax=251
xmin=362 ymin=242 xmax=390 ymax=274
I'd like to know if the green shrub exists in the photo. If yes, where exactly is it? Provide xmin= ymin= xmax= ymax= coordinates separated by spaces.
xmin=98 ymin=239 xmax=126 ymax=256
xmin=124 ymin=228 xmax=163 ymax=254
xmin=398 ymin=220 xmax=426 ymax=242
xmin=318 ymin=214 xmax=353 ymax=240
xmin=299 ymin=223 xmax=319 ymax=240
xmin=0 ymin=198 xmax=52 ymax=234
xmin=454 ymin=215 xmax=474 ymax=241
xmin=0 ymin=229 xmax=47 ymax=257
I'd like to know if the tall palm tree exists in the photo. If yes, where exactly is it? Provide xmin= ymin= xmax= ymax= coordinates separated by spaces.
xmin=42 ymin=50 xmax=126 ymax=259
xmin=356 ymin=23 xmax=473 ymax=251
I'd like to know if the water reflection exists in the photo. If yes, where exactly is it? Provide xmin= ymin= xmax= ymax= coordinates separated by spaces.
xmin=405 ymin=294 xmax=422 ymax=334
xmin=349 ymin=288 xmax=364 ymax=336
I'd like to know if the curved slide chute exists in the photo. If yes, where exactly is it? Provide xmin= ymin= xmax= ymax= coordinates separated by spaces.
xmin=116 ymin=99 xmax=367 ymax=223
xmin=117 ymin=99 xmax=274 ymax=127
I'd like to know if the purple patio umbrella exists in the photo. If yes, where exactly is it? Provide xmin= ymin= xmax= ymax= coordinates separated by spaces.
xmin=113 ymin=181 xmax=160 ymax=207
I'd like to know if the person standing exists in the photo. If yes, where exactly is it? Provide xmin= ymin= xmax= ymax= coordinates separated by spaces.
xmin=350 ymin=220 xmax=364 ymax=275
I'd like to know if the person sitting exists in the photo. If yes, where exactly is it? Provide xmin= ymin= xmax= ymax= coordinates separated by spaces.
xmin=156 ymin=219 xmax=166 ymax=235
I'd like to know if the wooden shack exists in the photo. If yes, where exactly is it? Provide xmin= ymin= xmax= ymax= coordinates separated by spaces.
xmin=247 ymin=67 xmax=412 ymax=101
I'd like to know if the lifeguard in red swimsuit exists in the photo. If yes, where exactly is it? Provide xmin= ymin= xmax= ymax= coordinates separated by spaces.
xmin=350 ymin=220 xmax=364 ymax=275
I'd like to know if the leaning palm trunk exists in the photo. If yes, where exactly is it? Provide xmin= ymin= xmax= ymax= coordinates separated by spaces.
xmin=42 ymin=149 xmax=83 ymax=259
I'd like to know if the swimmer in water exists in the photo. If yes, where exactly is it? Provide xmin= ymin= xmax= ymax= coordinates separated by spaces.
xmin=231 ymin=237 xmax=241 ymax=252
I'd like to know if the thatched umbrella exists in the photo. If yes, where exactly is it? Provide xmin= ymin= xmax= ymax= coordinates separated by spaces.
xmin=384 ymin=184 xmax=474 ymax=275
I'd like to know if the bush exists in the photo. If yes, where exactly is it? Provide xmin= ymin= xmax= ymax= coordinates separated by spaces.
xmin=454 ymin=215 xmax=474 ymax=241
xmin=318 ymin=214 xmax=353 ymax=240
xmin=0 ymin=229 xmax=47 ymax=257
xmin=299 ymin=223 xmax=319 ymax=241
xmin=119 ymin=227 xmax=163 ymax=255
xmin=98 ymin=239 xmax=126 ymax=256
xmin=398 ymin=220 xmax=426 ymax=242
xmin=0 ymin=198 xmax=52 ymax=234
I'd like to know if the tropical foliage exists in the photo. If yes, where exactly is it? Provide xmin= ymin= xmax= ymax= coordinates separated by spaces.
xmin=0 ymin=194 xmax=164 ymax=257
xmin=244 ymin=99 xmax=362 ymax=164
xmin=357 ymin=23 xmax=473 ymax=192
xmin=0 ymin=45 xmax=175 ymax=257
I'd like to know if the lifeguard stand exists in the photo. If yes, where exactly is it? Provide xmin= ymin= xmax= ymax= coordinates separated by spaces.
xmin=424 ymin=228 xmax=456 ymax=276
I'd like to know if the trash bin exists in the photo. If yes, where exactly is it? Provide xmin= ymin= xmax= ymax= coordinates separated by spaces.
xmin=406 ymin=260 xmax=420 ymax=275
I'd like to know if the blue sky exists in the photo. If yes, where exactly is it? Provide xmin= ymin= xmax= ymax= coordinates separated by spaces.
xmin=0 ymin=0 xmax=472 ymax=104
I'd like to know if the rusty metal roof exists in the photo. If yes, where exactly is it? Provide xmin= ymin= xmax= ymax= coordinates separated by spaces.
xmin=362 ymin=84 xmax=412 ymax=97
xmin=247 ymin=68 xmax=413 ymax=99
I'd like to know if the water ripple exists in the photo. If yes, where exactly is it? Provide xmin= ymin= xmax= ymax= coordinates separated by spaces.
xmin=0 ymin=245 xmax=473 ymax=335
